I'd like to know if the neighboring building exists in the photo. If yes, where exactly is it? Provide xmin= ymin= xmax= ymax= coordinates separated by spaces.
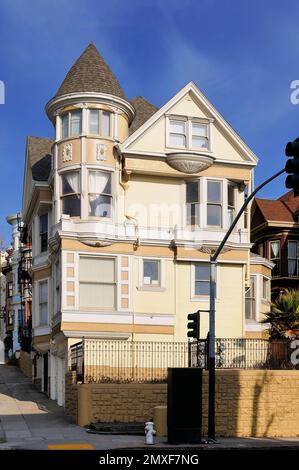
xmin=251 ymin=190 xmax=299 ymax=298
xmin=1 ymin=214 xmax=22 ymax=354
xmin=0 ymin=251 xmax=6 ymax=363
xmin=21 ymin=43 xmax=269 ymax=405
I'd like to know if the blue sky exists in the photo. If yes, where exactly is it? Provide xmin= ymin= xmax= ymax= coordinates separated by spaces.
xmin=0 ymin=0 xmax=299 ymax=244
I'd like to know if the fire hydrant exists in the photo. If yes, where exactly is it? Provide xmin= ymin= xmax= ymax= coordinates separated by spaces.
xmin=145 ymin=420 xmax=156 ymax=445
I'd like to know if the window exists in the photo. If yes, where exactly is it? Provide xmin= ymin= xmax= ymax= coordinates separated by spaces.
xmin=79 ymin=257 xmax=116 ymax=309
xmin=257 ymin=243 xmax=264 ymax=257
xmin=262 ymin=277 xmax=269 ymax=301
xmin=245 ymin=276 xmax=256 ymax=320
xmin=39 ymin=281 xmax=48 ymax=325
xmin=168 ymin=118 xmax=209 ymax=150
xmin=88 ymin=110 xmax=111 ymax=137
xmin=194 ymin=263 xmax=210 ymax=296
xmin=143 ymin=260 xmax=160 ymax=286
xmin=288 ymin=240 xmax=298 ymax=276
xmin=169 ymin=120 xmax=186 ymax=147
xmin=186 ymin=181 xmax=200 ymax=226
xmin=270 ymin=241 xmax=280 ymax=276
xmin=39 ymin=214 xmax=48 ymax=253
xmin=61 ymin=171 xmax=81 ymax=217
xmin=227 ymin=185 xmax=235 ymax=226
xmin=192 ymin=122 xmax=208 ymax=149
xmin=61 ymin=110 xmax=82 ymax=138
xmin=7 ymin=282 xmax=13 ymax=298
xmin=55 ymin=260 xmax=61 ymax=313
xmin=207 ymin=180 xmax=222 ymax=226
xmin=88 ymin=171 xmax=112 ymax=217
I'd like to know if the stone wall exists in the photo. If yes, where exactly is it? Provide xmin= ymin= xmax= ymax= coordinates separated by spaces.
xmin=65 ymin=370 xmax=299 ymax=437
xmin=19 ymin=350 xmax=32 ymax=378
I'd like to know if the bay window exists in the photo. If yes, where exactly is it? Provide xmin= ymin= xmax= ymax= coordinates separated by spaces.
xmin=61 ymin=171 xmax=81 ymax=217
xmin=186 ymin=181 xmax=200 ymax=226
xmin=88 ymin=109 xmax=111 ymax=137
xmin=227 ymin=184 xmax=235 ymax=226
xmin=79 ymin=256 xmax=116 ymax=309
xmin=270 ymin=240 xmax=280 ymax=276
xmin=207 ymin=180 xmax=222 ymax=226
xmin=88 ymin=171 xmax=112 ymax=218
xmin=61 ymin=110 xmax=82 ymax=138
xmin=288 ymin=240 xmax=298 ymax=276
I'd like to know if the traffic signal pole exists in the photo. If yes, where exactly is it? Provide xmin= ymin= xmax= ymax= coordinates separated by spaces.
xmin=207 ymin=167 xmax=285 ymax=442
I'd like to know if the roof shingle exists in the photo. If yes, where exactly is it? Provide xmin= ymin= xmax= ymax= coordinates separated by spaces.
xmin=129 ymin=96 xmax=158 ymax=135
xmin=27 ymin=136 xmax=53 ymax=182
xmin=55 ymin=43 xmax=126 ymax=99
xmin=255 ymin=191 xmax=299 ymax=223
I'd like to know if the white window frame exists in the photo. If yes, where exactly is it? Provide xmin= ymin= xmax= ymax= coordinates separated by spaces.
xmin=88 ymin=169 xmax=113 ymax=219
xmin=61 ymin=110 xmax=82 ymax=139
xmin=186 ymin=179 xmax=201 ymax=227
xmin=288 ymin=240 xmax=298 ymax=277
xmin=38 ymin=279 xmax=48 ymax=326
xmin=137 ymin=258 xmax=166 ymax=291
xmin=245 ymin=275 xmax=257 ymax=321
xmin=166 ymin=115 xmax=210 ymax=151
xmin=88 ymin=109 xmax=112 ymax=137
xmin=60 ymin=169 xmax=81 ymax=218
xmin=270 ymin=240 xmax=281 ymax=277
xmin=191 ymin=263 xmax=220 ymax=301
xmin=79 ymin=255 xmax=117 ymax=310
xmin=227 ymin=183 xmax=236 ymax=228
xmin=261 ymin=276 xmax=270 ymax=302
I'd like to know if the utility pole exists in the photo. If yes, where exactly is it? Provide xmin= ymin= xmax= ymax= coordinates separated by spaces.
xmin=207 ymin=167 xmax=286 ymax=442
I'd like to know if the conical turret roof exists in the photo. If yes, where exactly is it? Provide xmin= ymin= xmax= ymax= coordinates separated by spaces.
xmin=55 ymin=43 xmax=126 ymax=99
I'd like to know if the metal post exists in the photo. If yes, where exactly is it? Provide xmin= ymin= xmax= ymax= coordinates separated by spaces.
xmin=207 ymin=167 xmax=285 ymax=442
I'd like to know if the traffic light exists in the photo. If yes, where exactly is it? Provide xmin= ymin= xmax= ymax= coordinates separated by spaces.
xmin=285 ymin=137 xmax=299 ymax=196
xmin=187 ymin=311 xmax=200 ymax=340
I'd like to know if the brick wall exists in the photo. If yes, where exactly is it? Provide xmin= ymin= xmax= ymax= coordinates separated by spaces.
xmin=65 ymin=372 xmax=78 ymax=423
xmin=65 ymin=370 xmax=299 ymax=437
xmin=19 ymin=350 xmax=32 ymax=378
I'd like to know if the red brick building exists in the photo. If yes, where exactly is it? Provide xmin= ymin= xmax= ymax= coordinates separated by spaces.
xmin=251 ymin=190 xmax=299 ymax=298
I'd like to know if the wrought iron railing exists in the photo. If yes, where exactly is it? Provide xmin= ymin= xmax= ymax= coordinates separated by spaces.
xmin=69 ymin=338 xmax=295 ymax=384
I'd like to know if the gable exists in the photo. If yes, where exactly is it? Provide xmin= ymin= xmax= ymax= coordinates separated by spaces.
xmin=120 ymin=82 xmax=258 ymax=167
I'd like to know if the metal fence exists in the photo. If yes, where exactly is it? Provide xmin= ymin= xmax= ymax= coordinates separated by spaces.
xmin=69 ymin=338 xmax=295 ymax=384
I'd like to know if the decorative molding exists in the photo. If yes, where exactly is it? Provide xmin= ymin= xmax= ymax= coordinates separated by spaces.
xmin=80 ymin=239 xmax=112 ymax=247
xmin=166 ymin=152 xmax=214 ymax=174
xmin=96 ymin=143 xmax=107 ymax=161
xmin=62 ymin=143 xmax=72 ymax=162
xmin=48 ymin=232 xmax=61 ymax=254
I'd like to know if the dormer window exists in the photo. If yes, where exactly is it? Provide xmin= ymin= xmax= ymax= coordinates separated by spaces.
xmin=168 ymin=117 xmax=210 ymax=150
xmin=88 ymin=109 xmax=111 ymax=137
xmin=61 ymin=110 xmax=82 ymax=138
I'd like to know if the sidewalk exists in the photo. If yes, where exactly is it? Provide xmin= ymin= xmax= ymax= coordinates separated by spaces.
xmin=1 ymin=364 xmax=299 ymax=450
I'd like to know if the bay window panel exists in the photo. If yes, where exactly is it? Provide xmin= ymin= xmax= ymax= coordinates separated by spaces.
xmin=62 ymin=195 xmax=81 ymax=217
xmin=186 ymin=181 xmax=199 ymax=203
xmin=207 ymin=205 xmax=221 ymax=226
xmin=89 ymin=110 xmax=100 ymax=134
xmin=102 ymin=112 xmax=111 ymax=136
xmin=186 ymin=181 xmax=200 ymax=226
xmin=207 ymin=181 xmax=221 ymax=203
xmin=245 ymin=277 xmax=256 ymax=320
xmin=80 ymin=283 xmax=115 ymax=309
xmin=62 ymin=171 xmax=80 ymax=195
xmin=61 ymin=114 xmax=68 ymax=139
xmin=227 ymin=185 xmax=235 ymax=226
xmin=61 ymin=171 xmax=81 ymax=217
xmin=80 ymin=257 xmax=115 ymax=283
xmin=70 ymin=111 xmax=82 ymax=136
xmin=187 ymin=203 xmax=199 ymax=226
xmin=89 ymin=171 xmax=112 ymax=218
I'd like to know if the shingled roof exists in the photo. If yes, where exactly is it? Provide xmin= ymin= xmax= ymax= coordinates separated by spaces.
xmin=55 ymin=43 xmax=126 ymax=99
xmin=129 ymin=96 xmax=158 ymax=135
xmin=27 ymin=136 xmax=53 ymax=182
xmin=254 ymin=190 xmax=299 ymax=223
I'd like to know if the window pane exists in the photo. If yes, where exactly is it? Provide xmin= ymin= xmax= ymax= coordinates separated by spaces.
xmin=40 ymin=303 xmax=48 ymax=324
xmin=195 ymin=281 xmax=210 ymax=296
xmin=170 ymin=120 xmax=186 ymax=133
xmin=192 ymin=136 xmax=208 ymax=149
xmin=192 ymin=123 xmax=207 ymax=136
xmin=102 ymin=112 xmax=111 ymax=136
xmin=143 ymin=260 xmax=159 ymax=285
xmin=288 ymin=241 xmax=297 ymax=258
xmin=40 ymin=214 xmax=48 ymax=234
xmin=262 ymin=278 xmax=268 ymax=299
xmin=62 ymin=171 xmax=80 ymax=195
xmin=186 ymin=181 xmax=199 ymax=203
xmin=61 ymin=114 xmax=68 ymax=138
xmin=70 ymin=111 xmax=82 ymax=136
xmin=89 ymin=195 xmax=112 ymax=217
xmin=80 ymin=257 xmax=115 ymax=283
xmin=228 ymin=185 xmax=235 ymax=207
xmin=270 ymin=241 xmax=280 ymax=258
xmin=89 ymin=110 xmax=99 ymax=134
xmin=89 ymin=171 xmax=111 ymax=195
xmin=169 ymin=133 xmax=186 ymax=147
xmin=288 ymin=260 xmax=297 ymax=276
xmin=207 ymin=205 xmax=221 ymax=226
xmin=195 ymin=263 xmax=210 ymax=281
xmin=187 ymin=203 xmax=200 ymax=226
xmin=228 ymin=208 xmax=234 ymax=226
xmin=62 ymin=195 xmax=81 ymax=217
xmin=80 ymin=283 xmax=115 ymax=309
xmin=207 ymin=181 xmax=221 ymax=203
xmin=39 ymin=281 xmax=48 ymax=303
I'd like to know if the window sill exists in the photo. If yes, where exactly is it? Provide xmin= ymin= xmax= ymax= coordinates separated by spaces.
xmin=137 ymin=286 xmax=166 ymax=292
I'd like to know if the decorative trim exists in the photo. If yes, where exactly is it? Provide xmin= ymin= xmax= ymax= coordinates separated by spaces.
xmin=96 ymin=143 xmax=107 ymax=161
xmin=62 ymin=143 xmax=72 ymax=162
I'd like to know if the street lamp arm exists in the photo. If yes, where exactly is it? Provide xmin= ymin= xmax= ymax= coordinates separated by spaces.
xmin=211 ymin=168 xmax=285 ymax=262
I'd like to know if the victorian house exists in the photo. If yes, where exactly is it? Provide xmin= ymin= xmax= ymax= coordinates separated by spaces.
xmin=21 ymin=44 xmax=271 ymax=405
xmin=251 ymin=190 xmax=299 ymax=299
